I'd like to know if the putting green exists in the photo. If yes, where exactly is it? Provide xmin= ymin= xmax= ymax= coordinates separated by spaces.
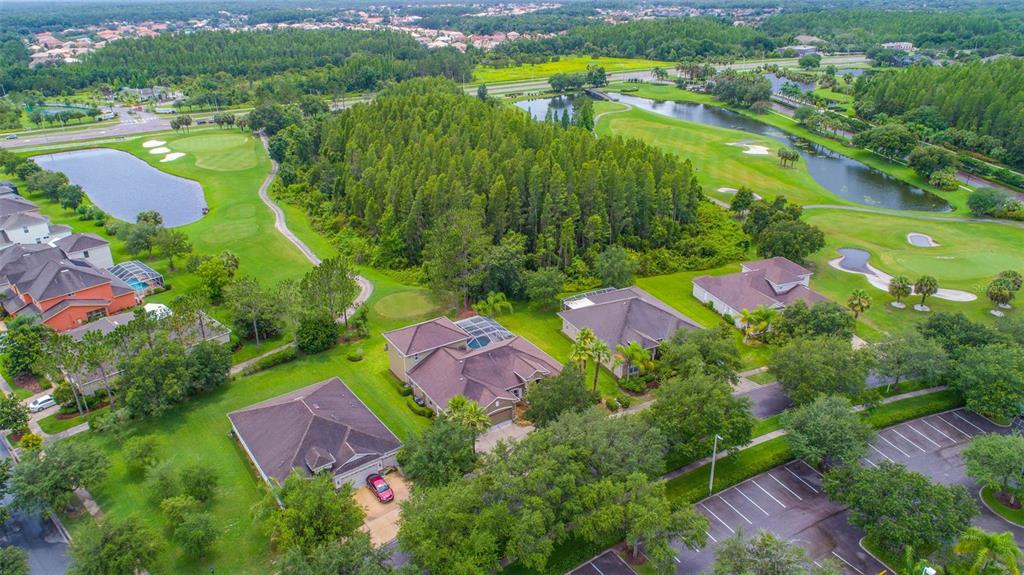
xmin=373 ymin=290 xmax=441 ymax=320
xmin=171 ymin=132 xmax=258 ymax=171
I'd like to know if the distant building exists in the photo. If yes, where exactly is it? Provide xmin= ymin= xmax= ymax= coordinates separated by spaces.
xmin=780 ymin=45 xmax=819 ymax=56
xmin=794 ymin=35 xmax=824 ymax=45
xmin=881 ymin=41 xmax=914 ymax=51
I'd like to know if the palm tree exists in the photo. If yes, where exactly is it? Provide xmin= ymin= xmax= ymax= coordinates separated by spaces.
xmin=847 ymin=289 xmax=872 ymax=318
xmin=652 ymin=66 xmax=668 ymax=81
xmin=988 ymin=278 xmax=1016 ymax=309
xmin=570 ymin=328 xmax=597 ymax=371
xmin=953 ymin=527 xmax=1022 ymax=575
xmin=889 ymin=276 xmax=912 ymax=307
xmin=998 ymin=270 xmax=1023 ymax=292
xmin=589 ymin=338 xmax=611 ymax=392
xmin=914 ymin=275 xmax=939 ymax=308
xmin=740 ymin=305 xmax=779 ymax=341
xmin=473 ymin=291 xmax=514 ymax=317
xmin=445 ymin=395 xmax=491 ymax=434
xmin=613 ymin=341 xmax=654 ymax=380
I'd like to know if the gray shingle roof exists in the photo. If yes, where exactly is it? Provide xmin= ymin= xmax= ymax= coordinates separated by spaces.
xmin=0 ymin=244 xmax=67 ymax=286
xmin=693 ymin=257 xmax=827 ymax=313
xmin=382 ymin=316 xmax=468 ymax=356
xmin=558 ymin=287 xmax=700 ymax=350
xmin=20 ymin=259 xmax=113 ymax=302
xmin=54 ymin=232 xmax=109 ymax=254
xmin=0 ymin=196 xmax=38 ymax=218
xmin=228 ymin=378 xmax=401 ymax=485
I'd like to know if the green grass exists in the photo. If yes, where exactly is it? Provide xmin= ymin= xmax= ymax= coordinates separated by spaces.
xmin=981 ymin=486 xmax=1024 ymax=526
xmin=748 ymin=371 xmax=776 ymax=385
xmin=861 ymin=538 xmax=905 ymax=574
xmin=65 ymin=267 xmax=436 ymax=574
xmin=803 ymin=208 xmax=1024 ymax=337
xmin=665 ymin=437 xmax=794 ymax=503
xmin=373 ymin=291 xmax=442 ymax=321
xmin=474 ymin=56 xmax=673 ymax=84
xmin=37 ymin=412 xmax=89 ymax=434
xmin=751 ymin=414 xmax=783 ymax=437
xmin=861 ymin=389 xmax=962 ymax=430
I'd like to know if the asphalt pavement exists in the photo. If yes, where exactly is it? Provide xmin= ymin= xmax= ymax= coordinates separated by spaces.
xmin=0 ymin=439 xmax=70 ymax=575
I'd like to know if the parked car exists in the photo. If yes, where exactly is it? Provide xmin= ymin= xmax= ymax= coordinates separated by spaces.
xmin=366 ymin=473 xmax=394 ymax=503
xmin=4 ymin=135 xmax=17 ymax=140
xmin=28 ymin=395 xmax=56 ymax=413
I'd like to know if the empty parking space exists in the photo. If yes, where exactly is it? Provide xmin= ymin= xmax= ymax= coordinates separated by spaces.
xmin=568 ymin=550 xmax=638 ymax=575
xmin=862 ymin=409 xmax=1003 ymax=469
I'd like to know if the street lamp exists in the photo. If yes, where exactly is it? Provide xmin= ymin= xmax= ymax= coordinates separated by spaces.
xmin=708 ymin=434 xmax=724 ymax=496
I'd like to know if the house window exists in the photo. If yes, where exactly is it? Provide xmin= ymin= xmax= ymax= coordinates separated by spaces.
xmin=512 ymin=388 xmax=522 ymax=400
xmin=22 ymin=226 xmax=28 ymax=233
xmin=34 ymin=238 xmax=41 ymax=244
xmin=87 ymin=309 xmax=106 ymax=321
xmin=627 ymin=364 xmax=640 ymax=377
xmin=83 ymin=250 xmax=89 ymax=258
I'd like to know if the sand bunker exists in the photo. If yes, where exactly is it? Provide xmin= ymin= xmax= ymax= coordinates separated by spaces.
xmin=829 ymin=248 xmax=976 ymax=302
xmin=149 ymin=147 xmax=171 ymax=154
xmin=727 ymin=142 xmax=772 ymax=155
xmin=142 ymin=140 xmax=166 ymax=148
xmin=160 ymin=153 xmax=185 ymax=163
xmin=717 ymin=187 xmax=762 ymax=200
xmin=907 ymin=233 xmax=939 ymax=247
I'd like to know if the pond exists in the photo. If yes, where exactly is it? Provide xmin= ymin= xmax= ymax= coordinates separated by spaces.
xmin=33 ymin=148 xmax=207 ymax=227
xmin=516 ymin=95 xmax=950 ymax=212
xmin=764 ymin=72 xmax=815 ymax=94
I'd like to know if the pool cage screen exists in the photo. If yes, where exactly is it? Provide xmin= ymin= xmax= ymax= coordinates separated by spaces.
xmin=108 ymin=260 xmax=164 ymax=294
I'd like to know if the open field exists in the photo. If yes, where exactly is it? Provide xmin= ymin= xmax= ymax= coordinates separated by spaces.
xmin=804 ymin=208 xmax=1023 ymax=336
xmin=474 ymin=56 xmax=673 ymax=84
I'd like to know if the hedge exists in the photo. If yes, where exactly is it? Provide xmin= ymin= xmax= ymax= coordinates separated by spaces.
xmin=406 ymin=396 xmax=434 ymax=418
xmin=240 ymin=346 xmax=298 ymax=376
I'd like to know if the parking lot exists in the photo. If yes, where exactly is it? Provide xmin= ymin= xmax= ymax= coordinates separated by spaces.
xmin=568 ymin=550 xmax=638 ymax=575
xmin=673 ymin=408 xmax=1017 ymax=575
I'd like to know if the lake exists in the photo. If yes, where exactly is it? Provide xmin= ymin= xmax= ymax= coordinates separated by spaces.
xmin=764 ymin=72 xmax=815 ymax=94
xmin=516 ymin=95 xmax=949 ymax=212
xmin=33 ymin=148 xmax=207 ymax=227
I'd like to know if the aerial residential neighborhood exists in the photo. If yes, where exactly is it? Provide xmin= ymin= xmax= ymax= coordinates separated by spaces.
xmin=0 ymin=1 xmax=1021 ymax=575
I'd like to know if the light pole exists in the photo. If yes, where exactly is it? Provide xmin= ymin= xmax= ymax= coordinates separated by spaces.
xmin=708 ymin=434 xmax=724 ymax=496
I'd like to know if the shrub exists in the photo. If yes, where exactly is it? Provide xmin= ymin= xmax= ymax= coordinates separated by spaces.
xmin=390 ymin=378 xmax=412 ymax=397
xmin=19 ymin=433 xmax=42 ymax=451
xmin=240 ymin=347 xmax=298 ymax=376
xmin=123 ymin=435 xmax=161 ymax=475
xmin=346 ymin=347 xmax=364 ymax=362
xmin=145 ymin=461 xmax=179 ymax=503
xmin=406 ymin=396 xmax=434 ymax=418
xmin=88 ymin=408 xmax=130 ymax=434
xmin=295 ymin=313 xmax=339 ymax=354
xmin=159 ymin=495 xmax=200 ymax=525
xmin=179 ymin=463 xmax=218 ymax=503
xmin=616 ymin=394 xmax=632 ymax=409
xmin=173 ymin=512 xmax=218 ymax=557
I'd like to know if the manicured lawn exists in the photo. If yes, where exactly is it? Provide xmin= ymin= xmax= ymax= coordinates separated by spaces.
xmin=665 ymin=436 xmax=793 ymax=503
xmin=37 ymin=411 xmax=89 ymax=434
xmin=751 ymin=414 xmax=783 ymax=437
xmin=373 ymin=291 xmax=442 ymax=321
xmin=803 ymin=208 xmax=1024 ymax=337
xmin=861 ymin=389 xmax=963 ymax=429
xmin=474 ymin=56 xmax=673 ymax=84
xmin=748 ymin=371 xmax=776 ymax=385
xmin=65 ymin=267 xmax=436 ymax=574
xmin=981 ymin=486 xmax=1024 ymax=526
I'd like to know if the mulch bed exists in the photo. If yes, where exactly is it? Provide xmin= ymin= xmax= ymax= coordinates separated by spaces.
xmin=994 ymin=489 xmax=1023 ymax=510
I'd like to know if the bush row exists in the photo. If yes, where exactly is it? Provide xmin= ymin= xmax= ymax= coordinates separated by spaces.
xmin=239 ymin=346 xmax=298 ymax=376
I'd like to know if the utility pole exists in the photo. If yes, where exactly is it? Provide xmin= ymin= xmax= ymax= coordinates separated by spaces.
xmin=708 ymin=434 xmax=724 ymax=496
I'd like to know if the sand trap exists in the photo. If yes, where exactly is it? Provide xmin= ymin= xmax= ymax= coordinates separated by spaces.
xmin=906 ymin=233 xmax=939 ymax=247
xmin=717 ymin=187 xmax=762 ymax=200
xmin=829 ymin=249 xmax=976 ymax=302
xmin=149 ymin=146 xmax=171 ymax=154
xmin=727 ymin=142 xmax=772 ymax=155
xmin=142 ymin=140 xmax=166 ymax=148
xmin=160 ymin=153 xmax=185 ymax=163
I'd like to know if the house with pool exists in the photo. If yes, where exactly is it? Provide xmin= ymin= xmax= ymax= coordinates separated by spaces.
xmin=382 ymin=316 xmax=562 ymax=425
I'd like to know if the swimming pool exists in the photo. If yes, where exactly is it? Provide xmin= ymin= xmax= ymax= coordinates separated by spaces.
xmin=125 ymin=278 xmax=148 ymax=292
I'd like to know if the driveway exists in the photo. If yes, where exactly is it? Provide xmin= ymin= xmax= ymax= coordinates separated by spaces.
xmin=736 ymin=383 xmax=790 ymax=419
xmin=355 ymin=472 xmax=409 ymax=547
xmin=475 ymin=421 xmax=533 ymax=453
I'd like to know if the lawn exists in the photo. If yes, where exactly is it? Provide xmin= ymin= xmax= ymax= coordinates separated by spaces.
xmin=981 ymin=486 xmax=1024 ymax=526
xmin=37 ymin=411 xmax=89 ymax=435
xmin=803 ymin=208 xmax=1024 ymax=337
xmin=65 ymin=266 xmax=437 ymax=574
xmin=474 ymin=56 xmax=673 ymax=84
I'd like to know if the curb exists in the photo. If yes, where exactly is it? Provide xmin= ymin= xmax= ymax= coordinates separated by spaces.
xmin=977 ymin=486 xmax=1024 ymax=528
xmin=858 ymin=537 xmax=899 ymax=575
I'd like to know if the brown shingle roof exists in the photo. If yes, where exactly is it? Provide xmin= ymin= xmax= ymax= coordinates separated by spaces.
xmin=741 ymin=257 xmax=812 ymax=285
xmin=558 ymin=287 xmax=700 ymax=350
xmin=382 ymin=316 xmax=468 ymax=356
xmin=407 ymin=336 xmax=562 ymax=413
xmin=693 ymin=257 xmax=827 ymax=313
xmin=228 ymin=378 xmax=401 ymax=485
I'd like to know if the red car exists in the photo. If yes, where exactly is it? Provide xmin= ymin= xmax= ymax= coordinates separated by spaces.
xmin=366 ymin=474 xmax=394 ymax=503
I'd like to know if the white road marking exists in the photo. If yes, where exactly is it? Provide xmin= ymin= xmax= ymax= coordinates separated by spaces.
xmin=906 ymin=424 xmax=942 ymax=448
xmin=719 ymin=496 xmax=753 ymax=524
xmin=784 ymin=467 xmax=819 ymax=493
xmin=591 ymin=560 xmax=607 ymax=575
xmin=734 ymin=487 xmax=770 ymax=516
xmin=954 ymin=411 xmax=986 ymax=433
xmin=751 ymin=479 xmax=786 ymax=508
xmin=798 ymin=460 xmax=825 ymax=478
xmin=704 ymin=530 xmax=718 ymax=543
xmin=869 ymin=443 xmax=895 ymax=462
xmin=862 ymin=457 xmax=879 ymax=468
xmin=921 ymin=418 xmax=957 ymax=442
xmin=700 ymin=504 xmax=735 ymax=534
xmin=878 ymin=434 xmax=911 ymax=457
xmin=892 ymin=428 xmax=926 ymax=452
xmin=673 ymin=556 xmax=681 ymax=564
xmin=832 ymin=551 xmax=866 ymax=575
xmin=769 ymin=473 xmax=803 ymax=501
xmin=937 ymin=414 xmax=972 ymax=438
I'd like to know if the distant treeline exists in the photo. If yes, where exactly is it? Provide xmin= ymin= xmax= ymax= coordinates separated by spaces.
xmin=3 ymin=29 xmax=473 ymax=97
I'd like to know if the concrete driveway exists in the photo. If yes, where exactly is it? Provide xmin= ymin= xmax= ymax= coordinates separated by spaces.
xmin=355 ymin=472 xmax=409 ymax=547
xmin=475 ymin=421 xmax=533 ymax=453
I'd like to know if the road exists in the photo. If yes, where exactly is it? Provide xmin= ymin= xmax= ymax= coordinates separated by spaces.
xmin=0 ymin=439 xmax=70 ymax=575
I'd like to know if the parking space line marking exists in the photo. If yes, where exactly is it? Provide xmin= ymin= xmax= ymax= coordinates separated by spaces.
xmin=831 ymin=551 xmax=866 ymax=575
xmin=719 ymin=496 xmax=753 ymax=524
xmin=591 ymin=560 xmax=607 ymax=575
xmin=878 ymin=435 xmax=911 ymax=457
xmin=769 ymin=473 xmax=803 ymax=501
xmin=704 ymin=530 xmax=718 ymax=543
xmin=862 ymin=457 xmax=879 ymax=468
xmin=906 ymin=424 xmax=942 ymax=448
xmin=784 ymin=467 xmax=819 ymax=493
xmin=921 ymin=419 xmax=956 ymax=442
xmin=798 ymin=460 xmax=825 ymax=478
xmin=869 ymin=444 xmax=895 ymax=462
xmin=673 ymin=556 xmax=680 ymax=564
xmin=751 ymin=479 xmax=786 ymax=508
xmin=953 ymin=411 xmax=986 ymax=433
xmin=937 ymin=414 xmax=972 ymax=438
xmin=892 ymin=428 xmax=926 ymax=452
xmin=700 ymin=504 xmax=735 ymax=534
xmin=734 ymin=487 xmax=770 ymax=516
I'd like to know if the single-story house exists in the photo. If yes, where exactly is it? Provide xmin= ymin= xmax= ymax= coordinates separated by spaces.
xmin=692 ymin=257 xmax=828 ymax=328
xmin=558 ymin=286 xmax=701 ymax=379
xmin=383 ymin=316 xmax=562 ymax=424
xmin=228 ymin=378 xmax=402 ymax=489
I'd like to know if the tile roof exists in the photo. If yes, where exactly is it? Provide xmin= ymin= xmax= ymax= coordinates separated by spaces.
xmin=693 ymin=258 xmax=827 ymax=313
xmin=558 ymin=287 xmax=700 ymax=350
xmin=408 ymin=336 xmax=561 ymax=412
xmin=54 ymin=232 xmax=109 ymax=254
xmin=228 ymin=378 xmax=401 ymax=485
xmin=382 ymin=316 xmax=468 ymax=356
